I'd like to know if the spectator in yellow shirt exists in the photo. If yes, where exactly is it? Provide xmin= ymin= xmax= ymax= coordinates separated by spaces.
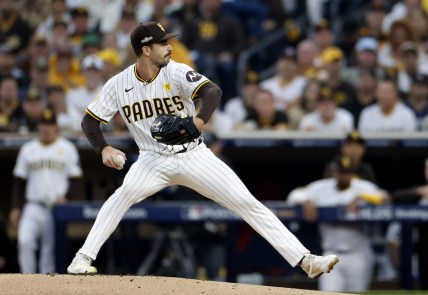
xmin=97 ymin=48 xmax=122 ymax=82
xmin=48 ymin=47 xmax=85 ymax=92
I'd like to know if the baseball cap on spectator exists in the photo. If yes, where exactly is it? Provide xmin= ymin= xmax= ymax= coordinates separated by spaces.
xmin=40 ymin=108 xmax=57 ymax=125
xmin=244 ymin=71 xmax=259 ymax=84
xmin=314 ymin=19 xmax=331 ymax=32
xmin=344 ymin=130 xmax=366 ymax=145
xmin=26 ymin=88 xmax=41 ymax=102
xmin=53 ymin=17 xmax=68 ymax=28
xmin=32 ymin=34 xmax=48 ymax=46
xmin=355 ymin=37 xmax=378 ymax=53
xmin=97 ymin=48 xmax=122 ymax=67
xmin=318 ymin=86 xmax=335 ymax=102
xmin=130 ymin=22 xmax=179 ymax=49
xmin=82 ymin=33 xmax=101 ymax=48
xmin=70 ymin=6 xmax=89 ymax=18
xmin=400 ymin=41 xmax=418 ymax=55
xmin=320 ymin=46 xmax=344 ymax=65
xmin=82 ymin=54 xmax=104 ymax=71
xmin=46 ymin=84 xmax=64 ymax=95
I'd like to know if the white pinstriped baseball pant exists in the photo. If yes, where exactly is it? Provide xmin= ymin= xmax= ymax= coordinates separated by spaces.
xmin=79 ymin=143 xmax=309 ymax=266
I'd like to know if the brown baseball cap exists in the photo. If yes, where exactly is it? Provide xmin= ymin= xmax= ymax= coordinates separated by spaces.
xmin=318 ymin=86 xmax=335 ymax=103
xmin=315 ymin=19 xmax=331 ymax=32
xmin=26 ymin=88 xmax=41 ymax=102
xmin=344 ymin=131 xmax=366 ymax=145
xmin=40 ymin=108 xmax=57 ymax=125
xmin=70 ymin=7 xmax=89 ymax=18
xmin=130 ymin=22 xmax=178 ymax=49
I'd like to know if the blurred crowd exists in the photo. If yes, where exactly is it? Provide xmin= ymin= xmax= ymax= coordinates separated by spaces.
xmin=1 ymin=0 xmax=428 ymax=290
xmin=1 ymin=0 xmax=428 ymax=135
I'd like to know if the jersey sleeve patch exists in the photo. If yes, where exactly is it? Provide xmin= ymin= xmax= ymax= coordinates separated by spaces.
xmin=191 ymin=80 xmax=211 ymax=100
xmin=186 ymin=71 xmax=203 ymax=82
xmin=86 ymin=109 xmax=108 ymax=124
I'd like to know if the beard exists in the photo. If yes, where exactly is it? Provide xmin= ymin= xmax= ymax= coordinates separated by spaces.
xmin=156 ymin=54 xmax=171 ymax=67
xmin=160 ymin=59 xmax=170 ymax=67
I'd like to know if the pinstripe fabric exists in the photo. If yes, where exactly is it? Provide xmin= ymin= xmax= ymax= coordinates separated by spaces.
xmin=175 ymin=145 xmax=309 ymax=266
xmin=80 ymin=151 xmax=175 ymax=259
xmin=80 ymin=144 xmax=308 ymax=265
xmin=78 ymin=59 xmax=309 ymax=268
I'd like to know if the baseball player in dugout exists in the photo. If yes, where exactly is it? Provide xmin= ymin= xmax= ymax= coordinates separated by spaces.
xmin=287 ymin=156 xmax=389 ymax=292
xmin=9 ymin=109 xmax=83 ymax=273
xmin=67 ymin=22 xmax=339 ymax=278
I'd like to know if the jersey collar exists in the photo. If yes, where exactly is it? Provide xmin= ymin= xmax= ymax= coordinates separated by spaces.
xmin=134 ymin=65 xmax=160 ymax=85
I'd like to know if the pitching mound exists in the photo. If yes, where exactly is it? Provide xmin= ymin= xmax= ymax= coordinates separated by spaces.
xmin=1 ymin=274 xmax=350 ymax=295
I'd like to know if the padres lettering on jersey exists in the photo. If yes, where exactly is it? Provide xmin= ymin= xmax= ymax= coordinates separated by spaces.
xmin=13 ymin=138 xmax=82 ymax=204
xmin=86 ymin=60 xmax=210 ymax=153
xmin=28 ymin=159 xmax=66 ymax=171
xmin=121 ymin=95 xmax=184 ymax=123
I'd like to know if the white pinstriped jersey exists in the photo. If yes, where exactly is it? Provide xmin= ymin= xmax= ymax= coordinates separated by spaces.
xmin=13 ymin=137 xmax=82 ymax=204
xmin=86 ymin=60 xmax=210 ymax=154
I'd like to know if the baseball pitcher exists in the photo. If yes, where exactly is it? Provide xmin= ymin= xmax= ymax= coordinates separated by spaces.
xmin=67 ymin=22 xmax=339 ymax=278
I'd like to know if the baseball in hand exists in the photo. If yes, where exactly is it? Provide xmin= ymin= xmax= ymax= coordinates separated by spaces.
xmin=116 ymin=154 xmax=126 ymax=167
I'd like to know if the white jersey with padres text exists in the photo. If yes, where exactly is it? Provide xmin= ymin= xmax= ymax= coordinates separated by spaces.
xmin=86 ymin=60 xmax=209 ymax=154
xmin=13 ymin=137 xmax=82 ymax=204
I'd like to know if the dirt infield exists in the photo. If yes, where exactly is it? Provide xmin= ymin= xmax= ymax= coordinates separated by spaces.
xmin=0 ymin=274 xmax=350 ymax=295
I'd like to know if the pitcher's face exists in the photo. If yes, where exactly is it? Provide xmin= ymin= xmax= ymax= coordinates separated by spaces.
xmin=148 ymin=41 xmax=173 ymax=67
